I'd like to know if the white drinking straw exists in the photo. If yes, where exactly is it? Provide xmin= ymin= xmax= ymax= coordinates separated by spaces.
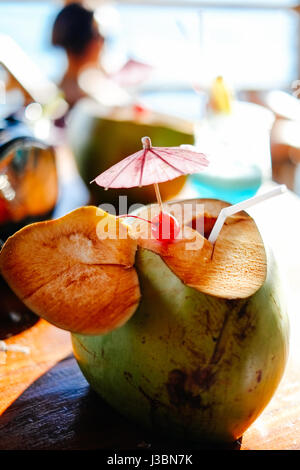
xmin=208 ymin=185 xmax=287 ymax=244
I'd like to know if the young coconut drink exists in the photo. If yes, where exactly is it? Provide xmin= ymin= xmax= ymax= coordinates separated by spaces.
xmin=0 ymin=139 xmax=289 ymax=443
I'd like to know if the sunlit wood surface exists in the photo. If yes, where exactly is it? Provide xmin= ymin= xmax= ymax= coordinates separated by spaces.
xmin=0 ymin=321 xmax=71 ymax=416
xmin=0 ymin=176 xmax=299 ymax=450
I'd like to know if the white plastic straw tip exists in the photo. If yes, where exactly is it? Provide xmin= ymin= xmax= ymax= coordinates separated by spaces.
xmin=0 ymin=340 xmax=30 ymax=354
xmin=8 ymin=345 xmax=30 ymax=354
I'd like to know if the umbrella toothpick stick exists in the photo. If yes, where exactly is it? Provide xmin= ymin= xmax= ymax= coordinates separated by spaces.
xmin=141 ymin=136 xmax=164 ymax=212
xmin=154 ymin=182 xmax=163 ymax=212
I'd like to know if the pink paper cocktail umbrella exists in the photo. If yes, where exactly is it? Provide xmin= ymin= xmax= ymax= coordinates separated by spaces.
xmin=92 ymin=136 xmax=209 ymax=241
xmin=92 ymin=136 xmax=208 ymax=205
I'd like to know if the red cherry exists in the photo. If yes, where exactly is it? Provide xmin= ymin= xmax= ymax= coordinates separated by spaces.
xmin=151 ymin=211 xmax=180 ymax=242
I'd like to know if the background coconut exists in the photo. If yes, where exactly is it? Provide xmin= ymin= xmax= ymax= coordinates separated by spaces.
xmin=67 ymin=100 xmax=194 ymax=210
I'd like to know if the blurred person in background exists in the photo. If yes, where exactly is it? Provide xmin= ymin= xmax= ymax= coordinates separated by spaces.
xmin=52 ymin=2 xmax=105 ymax=108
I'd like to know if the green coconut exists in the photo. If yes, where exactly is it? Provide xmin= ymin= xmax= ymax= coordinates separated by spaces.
xmin=0 ymin=198 xmax=289 ymax=443
xmin=72 ymin=199 xmax=289 ymax=443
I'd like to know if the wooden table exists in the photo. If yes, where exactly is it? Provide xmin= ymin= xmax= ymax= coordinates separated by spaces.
xmin=0 ymin=174 xmax=300 ymax=450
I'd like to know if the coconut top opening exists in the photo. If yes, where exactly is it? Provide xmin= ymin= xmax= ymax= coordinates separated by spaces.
xmin=129 ymin=199 xmax=267 ymax=300
xmin=0 ymin=202 xmax=267 ymax=337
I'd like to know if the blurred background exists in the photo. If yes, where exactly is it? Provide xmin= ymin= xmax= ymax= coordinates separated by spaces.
xmin=2 ymin=0 xmax=300 ymax=224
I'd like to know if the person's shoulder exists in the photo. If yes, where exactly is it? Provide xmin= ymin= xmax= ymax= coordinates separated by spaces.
xmin=59 ymin=75 xmax=86 ymax=108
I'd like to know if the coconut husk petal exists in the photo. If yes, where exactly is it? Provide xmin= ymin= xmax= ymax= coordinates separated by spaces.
xmin=0 ymin=206 xmax=141 ymax=334
xmin=129 ymin=199 xmax=266 ymax=300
